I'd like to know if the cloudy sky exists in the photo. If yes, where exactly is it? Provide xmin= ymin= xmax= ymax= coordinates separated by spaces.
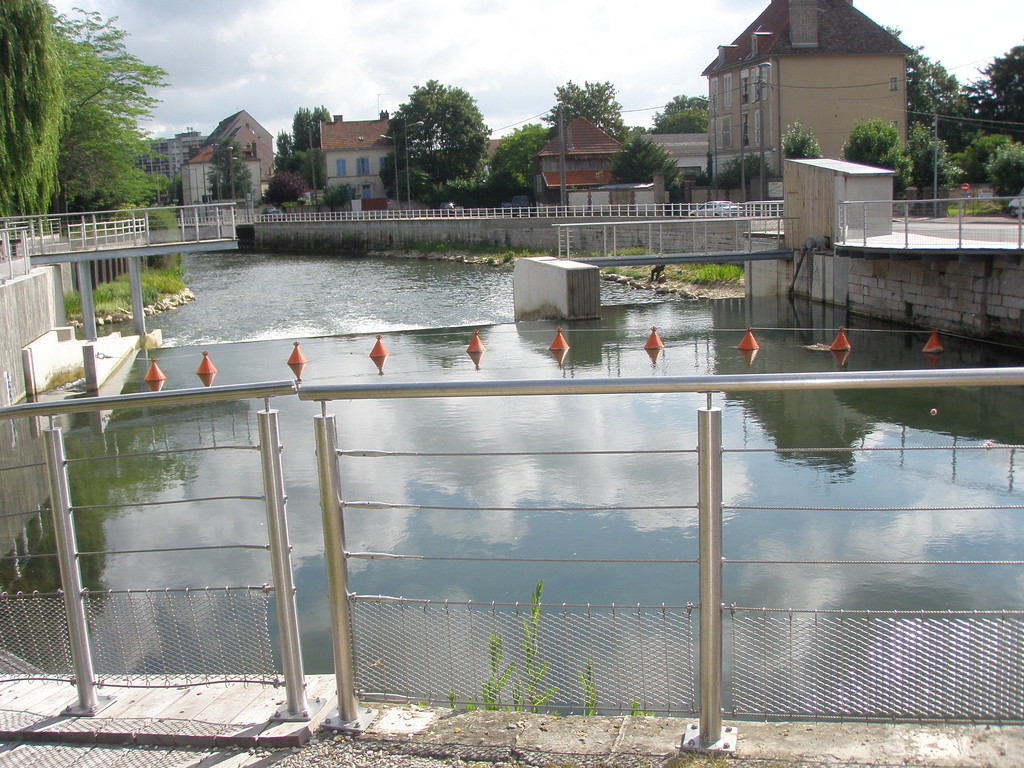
xmin=48 ymin=0 xmax=1021 ymax=140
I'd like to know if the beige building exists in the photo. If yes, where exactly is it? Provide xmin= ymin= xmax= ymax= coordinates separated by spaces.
xmin=703 ymin=0 xmax=911 ymax=199
xmin=180 ymin=110 xmax=273 ymax=205
xmin=320 ymin=112 xmax=393 ymax=207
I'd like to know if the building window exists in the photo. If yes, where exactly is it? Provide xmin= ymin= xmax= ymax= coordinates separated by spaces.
xmin=357 ymin=157 xmax=371 ymax=176
xmin=755 ymin=111 xmax=762 ymax=146
xmin=723 ymin=74 xmax=733 ymax=108
xmin=709 ymin=77 xmax=719 ymax=111
xmin=722 ymin=116 xmax=732 ymax=148
xmin=740 ymin=69 xmax=750 ymax=104
xmin=379 ymin=156 xmax=387 ymax=172
xmin=742 ymin=114 xmax=750 ymax=147
xmin=890 ymin=76 xmax=899 ymax=91
xmin=335 ymin=158 xmax=347 ymax=177
xmin=361 ymin=183 xmax=372 ymax=199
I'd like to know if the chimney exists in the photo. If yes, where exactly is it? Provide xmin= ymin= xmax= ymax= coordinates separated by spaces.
xmin=790 ymin=0 xmax=819 ymax=48
xmin=333 ymin=114 xmax=343 ymax=122
xmin=379 ymin=110 xmax=389 ymax=121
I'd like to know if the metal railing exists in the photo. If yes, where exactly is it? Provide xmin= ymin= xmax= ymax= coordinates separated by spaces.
xmin=554 ymin=216 xmax=786 ymax=260
xmin=255 ymin=201 xmax=785 ymax=224
xmin=0 ymin=380 xmax=308 ymax=718
xmin=1 ymin=203 xmax=238 ymax=260
xmin=299 ymin=366 xmax=1024 ymax=746
xmin=836 ymin=196 xmax=1024 ymax=250
xmin=3 ymin=366 xmax=1024 ymax=740
xmin=0 ymin=226 xmax=31 ymax=283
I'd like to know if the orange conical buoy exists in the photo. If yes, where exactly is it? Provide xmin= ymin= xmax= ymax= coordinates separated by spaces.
xmin=467 ymin=330 xmax=486 ymax=354
xmin=144 ymin=359 xmax=166 ymax=392
xmin=644 ymin=327 xmax=664 ymax=350
xmin=922 ymin=330 xmax=944 ymax=354
xmin=287 ymin=341 xmax=307 ymax=380
xmin=549 ymin=328 xmax=570 ymax=351
xmin=369 ymin=334 xmax=389 ymax=359
xmin=830 ymin=326 xmax=851 ymax=351
xmin=737 ymin=327 xmax=759 ymax=351
xmin=196 ymin=350 xmax=217 ymax=387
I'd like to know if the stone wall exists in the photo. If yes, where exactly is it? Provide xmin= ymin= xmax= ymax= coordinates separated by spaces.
xmin=846 ymin=256 xmax=1022 ymax=340
xmin=754 ymin=252 xmax=1024 ymax=341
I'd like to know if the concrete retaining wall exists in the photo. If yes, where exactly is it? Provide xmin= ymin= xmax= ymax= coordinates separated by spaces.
xmin=0 ymin=267 xmax=65 ymax=405
xmin=752 ymin=253 xmax=1024 ymax=340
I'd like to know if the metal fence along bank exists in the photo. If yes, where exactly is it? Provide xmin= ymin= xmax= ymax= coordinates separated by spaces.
xmin=1 ymin=368 xmax=1023 ymax=750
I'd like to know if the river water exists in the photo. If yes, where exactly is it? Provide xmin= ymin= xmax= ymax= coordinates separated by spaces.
xmin=4 ymin=250 xmax=1024 ymax=675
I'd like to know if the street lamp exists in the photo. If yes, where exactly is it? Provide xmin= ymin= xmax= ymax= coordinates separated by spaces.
xmin=756 ymin=62 xmax=772 ymax=202
xmin=380 ymin=134 xmax=400 ymax=209
xmin=404 ymin=120 xmax=424 ymax=207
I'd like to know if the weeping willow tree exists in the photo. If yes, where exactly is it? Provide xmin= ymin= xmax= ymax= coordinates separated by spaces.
xmin=0 ymin=0 xmax=65 ymax=216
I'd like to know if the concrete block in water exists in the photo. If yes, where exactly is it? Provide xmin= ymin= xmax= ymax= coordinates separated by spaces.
xmin=513 ymin=257 xmax=600 ymax=321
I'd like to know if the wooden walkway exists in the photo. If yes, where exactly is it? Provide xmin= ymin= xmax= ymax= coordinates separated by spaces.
xmin=0 ymin=675 xmax=337 ymax=766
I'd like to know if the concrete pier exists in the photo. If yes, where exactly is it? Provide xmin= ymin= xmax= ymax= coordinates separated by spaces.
xmin=512 ymin=257 xmax=600 ymax=321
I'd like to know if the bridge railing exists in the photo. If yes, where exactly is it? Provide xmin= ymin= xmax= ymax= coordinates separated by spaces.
xmin=554 ymin=216 xmax=786 ymax=260
xmin=300 ymin=367 xmax=1024 ymax=744
xmin=837 ymin=196 xmax=1024 ymax=250
xmin=255 ymin=201 xmax=785 ymax=223
xmin=4 ymin=366 xmax=1023 ymax=740
xmin=0 ymin=204 xmax=238 ymax=260
xmin=0 ymin=381 xmax=309 ymax=719
xmin=0 ymin=226 xmax=32 ymax=284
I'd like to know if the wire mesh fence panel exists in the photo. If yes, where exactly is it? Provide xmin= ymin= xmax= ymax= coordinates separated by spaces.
xmin=87 ymin=587 xmax=278 ymax=686
xmin=351 ymin=598 xmax=697 ymax=715
xmin=730 ymin=609 xmax=1024 ymax=722
xmin=0 ymin=592 xmax=73 ymax=680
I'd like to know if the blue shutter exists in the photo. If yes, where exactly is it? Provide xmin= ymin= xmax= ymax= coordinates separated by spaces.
xmin=336 ymin=158 xmax=347 ymax=177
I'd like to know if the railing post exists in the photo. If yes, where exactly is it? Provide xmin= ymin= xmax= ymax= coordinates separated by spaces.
xmin=258 ymin=408 xmax=309 ymax=720
xmin=43 ymin=425 xmax=112 ymax=716
xmin=314 ymin=413 xmax=375 ymax=732
xmin=683 ymin=402 xmax=736 ymax=753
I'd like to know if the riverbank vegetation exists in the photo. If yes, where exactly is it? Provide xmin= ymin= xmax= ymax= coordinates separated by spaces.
xmin=63 ymin=258 xmax=188 ymax=324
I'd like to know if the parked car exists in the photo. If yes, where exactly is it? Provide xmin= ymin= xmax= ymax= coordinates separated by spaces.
xmin=689 ymin=201 xmax=744 ymax=217
xmin=263 ymin=208 xmax=284 ymax=219
xmin=439 ymin=201 xmax=457 ymax=214
xmin=1009 ymin=189 xmax=1024 ymax=217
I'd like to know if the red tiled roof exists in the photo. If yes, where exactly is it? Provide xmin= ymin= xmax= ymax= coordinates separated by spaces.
xmin=541 ymin=169 xmax=614 ymax=188
xmin=535 ymin=118 xmax=622 ymax=158
xmin=702 ymin=0 xmax=911 ymax=75
xmin=321 ymin=117 xmax=393 ymax=151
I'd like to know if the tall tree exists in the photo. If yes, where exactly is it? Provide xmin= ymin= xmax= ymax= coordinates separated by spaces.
xmin=888 ymin=28 xmax=973 ymax=154
xmin=651 ymin=95 xmax=709 ymax=134
xmin=206 ymin=138 xmax=252 ymax=201
xmin=953 ymin=133 xmax=1013 ymax=183
xmin=782 ymin=121 xmax=822 ymax=159
xmin=275 ymin=107 xmax=330 ymax=189
xmin=985 ymin=142 xmax=1024 ymax=195
xmin=906 ymin=122 xmax=961 ymax=191
xmin=0 ymin=0 xmax=64 ymax=216
xmin=53 ymin=9 xmax=166 ymax=211
xmin=389 ymin=80 xmax=489 ymax=199
xmin=546 ymin=81 xmax=626 ymax=141
xmin=611 ymin=134 xmax=678 ymax=185
xmin=968 ymin=45 xmax=1024 ymax=141
xmin=490 ymin=124 xmax=549 ymax=189
xmin=291 ymin=106 xmax=330 ymax=152
xmin=841 ymin=119 xmax=912 ymax=196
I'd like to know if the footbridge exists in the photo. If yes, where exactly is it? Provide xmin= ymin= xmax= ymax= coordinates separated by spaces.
xmin=2 ymin=204 xmax=238 ymax=340
xmin=553 ymin=215 xmax=792 ymax=267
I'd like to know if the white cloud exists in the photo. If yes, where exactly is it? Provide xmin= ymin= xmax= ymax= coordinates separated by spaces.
xmin=47 ymin=0 xmax=1021 ymax=140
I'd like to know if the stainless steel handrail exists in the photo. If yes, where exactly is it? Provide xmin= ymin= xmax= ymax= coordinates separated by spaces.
xmin=297 ymin=367 xmax=1024 ymax=402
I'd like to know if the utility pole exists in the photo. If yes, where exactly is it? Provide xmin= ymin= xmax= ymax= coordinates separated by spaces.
xmin=558 ymin=109 xmax=568 ymax=207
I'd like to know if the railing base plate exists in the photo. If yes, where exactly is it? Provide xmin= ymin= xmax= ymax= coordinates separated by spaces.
xmin=62 ymin=695 xmax=116 ymax=717
xmin=321 ymin=706 xmax=376 ymax=733
xmin=680 ymin=723 xmax=738 ymax=753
